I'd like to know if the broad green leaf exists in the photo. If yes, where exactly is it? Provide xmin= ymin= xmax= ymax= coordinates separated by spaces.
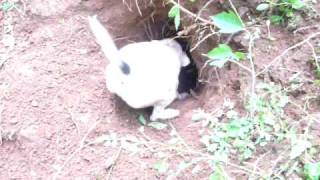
xmin=234 ymin=52 xmax=246 ymax=60
xmin=304 ymin=162 xmax=320 ymax=180
xmin=148 ymin=122 xmax=167 ymax=130
xmin=207 ymin=44 xmax=236 ymax=68
xmin=270 ymin=15 xmax=283 ymax=25
xmin=209 ymin=59 xmax=228 ymax=68
xmin=211 ymin=11 xmax=244 ymax=34
xmin=256 ymin=3 xmax=270 ymax=11
xmin=290 ymin=140 xmax=312 ymax=159
xmin=314 ymin=80 xmax=320 ymax=86
xmin=153 ymin=160 xmax=169 ymax=173
xmin=137 ymin=114 xmax=146 ymax=125
xmin=289 ymin=0 xmax=304 ymax=9
xmin=168 ymin=5 xmax=180 ymax=30
xmin=0 ymin=1 xmax=14 ymax=11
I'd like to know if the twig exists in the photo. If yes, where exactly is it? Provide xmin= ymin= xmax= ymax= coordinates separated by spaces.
xmin=247 ymin=31 xmax=257 ymax=118
xmin=66 ymin=108 xmax=80 ymax=135
xmin=250 ymin=150 xmax=271 ymax=178
xmin=293 ymin=25 xmax=320 ymax=34
xmin=0 ymin=55 xmax=10 ymax=69
xmin=0 ymin=103 xmax=3 ymax=145
xmin=227 ymin=0 xmax=245 ymax=27
xmin=122 ymin=0 xmax=133 ymax=12
xmin=229 ymin=59 xmax=252 ymax=73
xmin=196 ymin=0 xmax=216 ymax=21
xmin=256 ymin=31 xmax=320 ymax=76
xmin=191 ymin=32 xmax=217 ymax=52
xmin=169 ymin=122 xmax=190 ymax=150
xmin=169 ymin=0 xmax=214 ymax=25
xmin=306 ymin=41 xmax=320 ymax=70
xmin=107 ymin=147 xmax=122 ymax=180
xmin=135 ymin=0 xmax=142 ymax=16
xmin=52 ymin=120 xmax=101 ymax=179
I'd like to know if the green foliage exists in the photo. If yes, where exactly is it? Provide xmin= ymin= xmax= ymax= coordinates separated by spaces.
xmin=211 ymin=11 xmax=245 ymax=34
xmin=209 ymin=165 xmax=226 ymax=180
xmin=168 ymin=5 xmax=181 ymax=30
xmin=207 ymin=44 xmax=245 ymax=68
xmin=153 ymin=160 xmax=169 ymax=173
xmin=314 ymin=79 xmax=320 ymax=86
xmin=137 ymin=114 xmax=147 ymax=125
xmin=0 ymin=1 xmax=14 ymax=11
xmin=256 ymin=3 xmax=270 ymax=11
xmin=199 ymin=83 xmax=289 ymax=161
xmin=257 ymin=0 xmax=305 ymax=25
xmin=304 ymin=162 xmax=320 ymax=180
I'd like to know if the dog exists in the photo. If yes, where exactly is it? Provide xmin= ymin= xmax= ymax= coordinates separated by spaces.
xmin=88 ymin=15 xmax=191 ymax=121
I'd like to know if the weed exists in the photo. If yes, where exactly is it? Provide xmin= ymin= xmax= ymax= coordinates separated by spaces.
xmin=256 ymin=0 xmax=305 ymax=25
xmin=304 ymin=162 xmax=320 ymax=180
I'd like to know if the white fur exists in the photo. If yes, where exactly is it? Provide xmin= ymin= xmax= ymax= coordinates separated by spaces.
xmin=88 ymin=15 xmax=190 ymax=121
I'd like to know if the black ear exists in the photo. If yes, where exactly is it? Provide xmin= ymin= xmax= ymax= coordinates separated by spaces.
xmin=120 ymin=61 xmax=130 ymax=75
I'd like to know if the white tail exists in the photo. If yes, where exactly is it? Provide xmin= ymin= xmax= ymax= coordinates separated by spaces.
xmin=88 ymin=15 xmax=122 ymax=64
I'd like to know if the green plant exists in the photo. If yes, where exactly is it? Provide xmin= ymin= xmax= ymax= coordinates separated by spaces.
xmin=0 ymin=1 xmax=15 ymax=12
xmin=198 ymin=83 xmax=290 ymax=162
xmin=256 ymin=0 xmax=305 ymax=25
xmin=210 ymin=11 xmax=244 ymax=34
xmin=207 ymin=44 xmax=246 ymax=68
xmin=304 ymin=162 xmax=320 ymax=180
xmin=168 ymin=4 xmax=180 ymax=30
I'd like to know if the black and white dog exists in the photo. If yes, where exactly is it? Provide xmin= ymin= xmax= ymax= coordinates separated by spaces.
xmin=88 ymin=15 xmax=197 ymax=121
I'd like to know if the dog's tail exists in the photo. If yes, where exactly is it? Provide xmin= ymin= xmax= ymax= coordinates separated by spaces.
xmin=88 ymin=15 xmax=130 ymax=74
xmin=88 ymin=16 xmax=122 ymax=63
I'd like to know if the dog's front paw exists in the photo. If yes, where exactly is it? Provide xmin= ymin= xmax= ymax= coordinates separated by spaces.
xmin=150 ymin=108 xmax=180 ymax=121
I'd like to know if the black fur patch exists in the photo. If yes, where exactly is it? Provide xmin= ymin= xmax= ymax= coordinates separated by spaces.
xmin=178 ymin=58 xmax=198 ymax=94
xmin=161 ymin=20 xmax=199 ymax=94
xmin=120 ymin=61 xmax=130 ymax=75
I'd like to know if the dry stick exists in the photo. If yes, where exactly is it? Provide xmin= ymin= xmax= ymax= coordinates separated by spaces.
xmin=52 ymin=120 xmax=101 ymax=179
xmin=247 ymin=31 xmax=257 ymax=119
xmin=196 ymin=0 xmax=216 ymax=21
xmin=138 ymin=130 xmax=263 ymax=177
xmin=306 ymin=40 xmax=320 ymax=70
xmin=229 ymin=59 xmax=252 ymax=73
xmin=191 ymin=32 xmax=217 ymax=52
xmin=107 ymin=147 xmax=122 ymax=180
xmin=135 ymin=0 xmax=142 ymax=16
xmin=66 ymin=108 xmax=80 ymax=135
xmin=0 ymin=55 xmax=9 ymax=69
xmin=169 ymin=0 xmax=214 ymax=25
xmin=294 ymin=25 xmax=320 ymax=34
xmin=250 ymin=150 xmax=271 ymax=178
xmin=256 ymin=31 xmax=320 ymax=76
xmin=169 ymin=122 xmax=190 ymax=150
xmin=0 ymin=103 xmax=3 ymax=145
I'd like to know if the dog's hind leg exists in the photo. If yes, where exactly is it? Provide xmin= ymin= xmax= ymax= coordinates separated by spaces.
xmin=150 ymin=93 xmax=180 ymax=121
xmin=150 ymin=106 xmax=180 ymax=121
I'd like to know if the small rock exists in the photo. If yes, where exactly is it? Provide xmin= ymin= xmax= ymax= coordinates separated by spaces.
xmin=31 ymin=100 xmax=39 ymax=107
xmin=19 ymin=125 xmax=39 ymax=142
xmin=232 ymin=32 xmax=250 ymax=49
xmin=44 ymin=130 xmax=53 ymax=140
xmin=9 ymin=118 xmax=19 ymax=125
